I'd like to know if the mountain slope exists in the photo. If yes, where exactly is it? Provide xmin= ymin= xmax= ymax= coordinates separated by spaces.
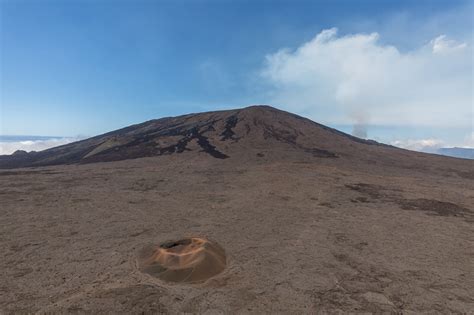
xmin=1 ymin=105 xmax=388 ymax=168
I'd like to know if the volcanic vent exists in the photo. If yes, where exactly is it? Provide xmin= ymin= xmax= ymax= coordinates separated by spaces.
xmin=136 ymin=238 xmax=226 ymax=283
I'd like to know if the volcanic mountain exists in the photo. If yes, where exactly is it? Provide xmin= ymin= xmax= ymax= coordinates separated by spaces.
xmin=1 ymin=105 xmax=473 ymax=313
xmin=1 ymin=105 xmax=387 ymax=168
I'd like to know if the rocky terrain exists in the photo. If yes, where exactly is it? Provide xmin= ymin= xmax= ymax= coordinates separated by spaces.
xmin=1 ymin=106 xmax=473 ymax=313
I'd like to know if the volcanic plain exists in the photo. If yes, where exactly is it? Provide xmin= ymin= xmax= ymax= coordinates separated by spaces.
xmin=1 ymin=106 xmax=473 ymax=313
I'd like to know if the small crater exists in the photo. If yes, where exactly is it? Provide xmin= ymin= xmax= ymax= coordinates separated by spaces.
xmin=136 ymin=237 xmax=226 ymax=283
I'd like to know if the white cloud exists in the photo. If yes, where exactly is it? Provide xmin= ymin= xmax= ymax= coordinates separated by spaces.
xmin=391 ymin=138 xmax=444 ymax=152
xmin=431 ymin=35 xmax=467 ymax=54
xmin=390 ymin=131 xmax=474 ymax=153
xmin=0 ymin=137 xmax=80 ymax=155
xmin=261 ymin=28 xmax=472 ymax=128
xmin=462 ymin=132 xmax=474 ymax=148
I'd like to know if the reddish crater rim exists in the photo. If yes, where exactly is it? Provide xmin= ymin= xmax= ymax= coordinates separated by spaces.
xmin=137 ymin=237 xmax=226 ymax=283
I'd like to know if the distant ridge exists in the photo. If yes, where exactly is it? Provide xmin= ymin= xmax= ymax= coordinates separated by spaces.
xmin=436 ymin=147 xmax=474 ymax=159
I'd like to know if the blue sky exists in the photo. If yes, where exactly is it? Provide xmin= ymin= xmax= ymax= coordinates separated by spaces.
xmin=0 ymin=0 xmax=472 ymax=152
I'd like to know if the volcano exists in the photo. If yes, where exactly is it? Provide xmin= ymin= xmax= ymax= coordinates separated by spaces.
xmin=0 ymin=105 xmax=473 ymax=313
xmin=0 ymin=105 xmax=385 ymax=168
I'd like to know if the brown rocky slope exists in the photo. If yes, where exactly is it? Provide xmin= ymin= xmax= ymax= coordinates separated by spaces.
xmin=1 ymin=105 xmax=386 ymax=168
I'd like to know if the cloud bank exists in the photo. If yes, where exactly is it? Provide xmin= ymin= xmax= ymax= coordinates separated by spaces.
xmin=261 ymin=28 xmax=472 ymax=131
xmin=0 ymin=137 xmax=80 ymax=155
xmin=390 ymin=138 xmax=444 ymax=152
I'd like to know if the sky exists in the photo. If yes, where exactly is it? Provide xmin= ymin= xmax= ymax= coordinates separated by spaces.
xmin=0 ymin=0 xmax=473 ymax=154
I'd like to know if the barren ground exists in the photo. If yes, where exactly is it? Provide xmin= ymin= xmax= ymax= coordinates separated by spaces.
xmin=1 ymin=153 xmax=473 ymax=313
